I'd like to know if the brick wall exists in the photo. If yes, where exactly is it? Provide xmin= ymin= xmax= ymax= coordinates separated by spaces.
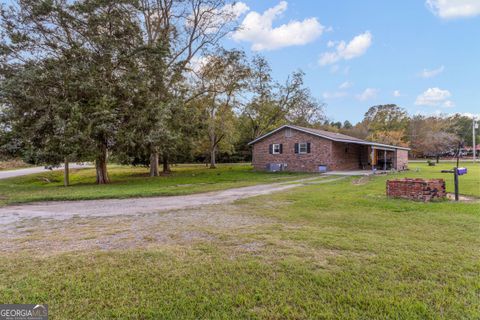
xmin=252 ymin=128 xmax=334 ymax=172
xmin=386 ymin=178 xmax=446 ymax=201
xmin=395 ymin=149 xmax=409 ymax=170
xmin=331 ymin=142 xmax=365 ymax=170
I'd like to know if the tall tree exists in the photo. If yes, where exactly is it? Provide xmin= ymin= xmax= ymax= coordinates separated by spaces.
xmin=0 ymin=58 xmax=91 ymax=186
xmin=241 ymin=56 xmax=325 ymax=141
xmin=130 ymin=0 xmax=240 ymax=175
xmin=191 ymin=49 xmax=249 ymax=168
xmin=1 ymin=0 xmax=143 ymax=184
xmin=446 ymin=114 xmax=480 ymax=147
xmin=419 ymin=131 xmax=459 ymax=163
xmin=362 ymin=104 xmax=409 ymax=146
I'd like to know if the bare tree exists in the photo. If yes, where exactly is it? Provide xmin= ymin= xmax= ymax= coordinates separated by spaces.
xmin=421 ymin=131 xmax=460 ymax=163
xmin=134 ymin=0 xmax=241 ymax=175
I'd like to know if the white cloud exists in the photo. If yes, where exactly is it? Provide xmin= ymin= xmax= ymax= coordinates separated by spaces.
xmin=415 ymin=110 xmax=480 ymax=119
xmin=458 ymin=112 xmax=480 ymax=119
xmin=393 ymin=90 xmax=401 ymax=97
xmin=356 ymin=88 xmax=378 ymax=101
xmin=188 ymin=55 xmax=210 ymax=73
xmin=223 ymin=2 xmax=250 ymax=18
xmin=188 ymin=2 xmax=249 ymax=34
xmin=318 ymin=31 xmax=372 ymax=66
xmin=339 ymin=81 xmax=353 ymax=89
xmin=419 ymin=65 xmax=445 ymax=78
xmin=232 ymin=1 xmax=324 ymax=51
xmin=415 ymin=87 xmax=454 ymax=107
xmin=426 ymin=0 xmax=480 ymax=19
xmin=322 ymin=91 xmax=347 ymax=99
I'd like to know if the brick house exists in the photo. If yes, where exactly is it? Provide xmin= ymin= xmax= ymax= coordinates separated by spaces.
xmin=248 ymin=125 xmax=410 ymax=172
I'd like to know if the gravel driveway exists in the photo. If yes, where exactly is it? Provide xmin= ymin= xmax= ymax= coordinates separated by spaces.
xmin=0 ymin=176 xmax=344 ymax=225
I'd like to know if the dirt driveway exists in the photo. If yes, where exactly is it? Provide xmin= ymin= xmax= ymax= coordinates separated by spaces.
xmin=0 ymin=176 xmax=346 ymax=256
xmin=0 ymin=176 xmax=344 ymax=225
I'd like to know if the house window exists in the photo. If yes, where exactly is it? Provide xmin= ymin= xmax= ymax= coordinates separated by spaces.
xmin=272 ymin=143 xmax=281 ymax=154
xmin=299 ymin=142 xmax=308 ymax=154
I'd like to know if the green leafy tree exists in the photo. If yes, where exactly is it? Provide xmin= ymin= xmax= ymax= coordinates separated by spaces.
xmin=192 ymin=49 xmax=249 ymax=168
xmin=362 ymin=104 xmax=409 ymax=146
xmin=241 ymin=56 xmax=325 ymax=140
xmin=1 ymin=0 xmax=143 ymax=184
xmin=343 ymin=120 xmax=353 ymax=129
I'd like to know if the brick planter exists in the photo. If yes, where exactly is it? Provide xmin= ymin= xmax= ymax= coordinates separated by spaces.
xmin=386 ymin=178 xmax=446 ymax=202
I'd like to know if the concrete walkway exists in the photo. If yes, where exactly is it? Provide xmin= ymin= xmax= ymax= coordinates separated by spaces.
xmin=324 ymin=170 xmax=393 ymax=176
xmin=324 ymin=170 xmax=374 ymax=176
xmin=0 ymin=176 xmax=345 ymax=225
xmin=0 ymin=163 xmax=92 ymax=180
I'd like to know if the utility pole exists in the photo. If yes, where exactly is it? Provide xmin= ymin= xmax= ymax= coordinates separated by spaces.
xmin=473 ymin=117 xmax=478 ymax=163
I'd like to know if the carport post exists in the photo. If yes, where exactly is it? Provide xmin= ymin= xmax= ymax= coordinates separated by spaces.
xmin=371 ymin=146 xmax=375 ymax=171
xmin=383 ymin=149 xmax=387 ymax=171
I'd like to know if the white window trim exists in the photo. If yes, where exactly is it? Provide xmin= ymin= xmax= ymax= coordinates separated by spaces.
xmin=272 ymin=143 xmax=281 ymax=154
xmin=298 ymin=142 xmax=308 ymax=154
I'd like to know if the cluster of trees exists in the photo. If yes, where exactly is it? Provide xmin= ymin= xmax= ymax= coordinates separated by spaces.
xmin=321 ymin=104 xmax=477 ymax=161
xmin=0 ymin=0 xmax=324 ymax=185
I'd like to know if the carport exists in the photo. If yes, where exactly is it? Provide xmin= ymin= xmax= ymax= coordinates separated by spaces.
xmin=369 ymin=145 xmax=396 ymax=171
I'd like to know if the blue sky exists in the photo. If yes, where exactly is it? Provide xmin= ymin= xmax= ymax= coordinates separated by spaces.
xmin=223 ymin=0 xmax=480 ymax=123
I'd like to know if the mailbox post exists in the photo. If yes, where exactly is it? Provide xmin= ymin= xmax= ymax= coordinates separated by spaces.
xmin=441 ymin=167 xmax=467 ymax=201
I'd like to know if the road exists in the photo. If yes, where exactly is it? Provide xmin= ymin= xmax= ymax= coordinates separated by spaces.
xmin=0 ymin=163 xmax=92 ymax=180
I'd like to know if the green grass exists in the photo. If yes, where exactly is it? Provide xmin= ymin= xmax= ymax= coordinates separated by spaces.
xmin=0 ymin=162 xmax=479 ymax=319
xmin=0 ymin=163 xmax=310 ymax=206
xmin=401 ymin=161 xmax=479 ymax=196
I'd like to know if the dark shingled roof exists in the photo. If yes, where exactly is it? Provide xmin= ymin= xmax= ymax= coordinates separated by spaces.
xmin=289 ymin=125 xmax=366 ymax=143
xmin=248 ymin=124 xmax=410 ymax=151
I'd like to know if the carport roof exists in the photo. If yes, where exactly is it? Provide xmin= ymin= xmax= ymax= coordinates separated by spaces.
xmin=248 ymin=125 xmax=411 ymax=151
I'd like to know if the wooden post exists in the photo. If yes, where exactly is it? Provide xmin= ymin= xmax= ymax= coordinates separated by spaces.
xmin=371 ymin=147 xmax=375 ymax=171
xmin=383 ymin=149 xmax=387 ymax=171
xmin=64 ymin=158 xmax=69 ymax=187
xmin=473 ymin=117 xmax=477 ymax=163
xmin=454 ymin=168 xmax=459 ymax=201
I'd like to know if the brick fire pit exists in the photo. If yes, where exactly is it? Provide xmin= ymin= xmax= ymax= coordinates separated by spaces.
xmin=386 ymin=178 xmax=446 ymax=202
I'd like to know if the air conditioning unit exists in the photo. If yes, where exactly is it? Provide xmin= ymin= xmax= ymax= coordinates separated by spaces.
xmin=266 ymin=163 xmax=288 ymax=172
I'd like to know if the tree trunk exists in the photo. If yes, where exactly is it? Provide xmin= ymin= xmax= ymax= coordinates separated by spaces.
xmin=162 ymin=153 xmax=170 ymax=174
xmin=210 ymin=145 xmax=216 ymax=169
xmin=64 ymin=157 xmax=69 ymax=187
xmin=95 ymin=146 xmax=110 ymax=184
xmin=149 ymin=152 xmax=159 ymax=177
xmin=436 ymin=155 xmax=440 ymax=163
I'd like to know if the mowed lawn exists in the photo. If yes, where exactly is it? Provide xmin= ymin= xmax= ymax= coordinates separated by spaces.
xmin=0 ymin=162 xmax=479 ymax=319
xmin=0 ymin=163 xmax=310 ymax=206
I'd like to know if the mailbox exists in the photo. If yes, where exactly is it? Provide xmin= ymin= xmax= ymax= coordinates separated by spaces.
xmin=441 ymin=167 xmax=467 ymax=201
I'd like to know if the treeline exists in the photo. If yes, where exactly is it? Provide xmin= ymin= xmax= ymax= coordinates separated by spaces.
xmin=0 ymin=0 xmax=324 ymax=185
xmin=320 ymin=104 xmax=477 ymax=159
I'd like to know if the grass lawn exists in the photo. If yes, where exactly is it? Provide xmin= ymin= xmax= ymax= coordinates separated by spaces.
xmin=0 ymin=163 xmax=311 ymax=206
xmin=0 ymin=162 xmax=478 ymax=319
